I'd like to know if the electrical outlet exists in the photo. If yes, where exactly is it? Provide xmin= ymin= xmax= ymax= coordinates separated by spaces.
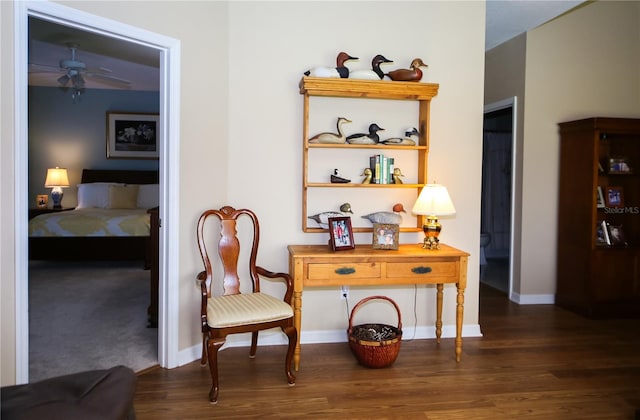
xmin=340 ymin=285 xmax=349 ymax=300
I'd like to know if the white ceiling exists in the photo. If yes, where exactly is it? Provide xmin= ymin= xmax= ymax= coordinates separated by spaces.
xmin=28 ymin=2 xmax=585 ymax=91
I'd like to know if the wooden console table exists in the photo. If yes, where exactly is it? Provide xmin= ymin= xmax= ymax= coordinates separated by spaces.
xmin=287 ymin=243 xmax=469 ymax=371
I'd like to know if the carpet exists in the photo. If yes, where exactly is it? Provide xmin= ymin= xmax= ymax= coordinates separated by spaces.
xmin=29 ymin=260 xmax=158 ymax=382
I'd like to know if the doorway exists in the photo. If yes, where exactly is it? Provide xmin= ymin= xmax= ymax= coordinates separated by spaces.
xmin=481 ymin=99 xmax=516 ymax=296
xmin=14 ymin=1 xmax=181 ymax=383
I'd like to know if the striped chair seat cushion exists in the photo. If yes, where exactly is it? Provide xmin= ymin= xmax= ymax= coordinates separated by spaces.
xmin=207 ymin=292 xmax=293 ymax=328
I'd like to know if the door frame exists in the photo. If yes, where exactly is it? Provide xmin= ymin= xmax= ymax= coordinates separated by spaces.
xmin=483 ymin=97 xmax=517 ymax=301
xmin=13 ymin=1 xmax=181 ymax=382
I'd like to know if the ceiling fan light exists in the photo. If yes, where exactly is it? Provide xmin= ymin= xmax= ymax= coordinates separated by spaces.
xmin=71 ymin=74 xmax=85 ymax=89
xmin=57 ymin=74 xmax=70 ymax=86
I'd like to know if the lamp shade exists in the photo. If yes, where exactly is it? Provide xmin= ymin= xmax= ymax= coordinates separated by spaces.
xmin=44 ymin=167 xmax=70 ymax=188
xmin=412 ymin=184 xmax=456 ymax=216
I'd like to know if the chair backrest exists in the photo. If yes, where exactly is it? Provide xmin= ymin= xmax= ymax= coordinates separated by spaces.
xmin=197 ymin=206 xmax=261 ymax=297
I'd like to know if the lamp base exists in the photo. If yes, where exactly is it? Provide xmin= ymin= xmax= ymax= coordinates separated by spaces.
xmin=422 ymin=236 xmax=440 ymax=250
xmin=422 ymin=215 xmax=442 ymax=250
xmin=51 ymin=187 xmax=64 ymax=209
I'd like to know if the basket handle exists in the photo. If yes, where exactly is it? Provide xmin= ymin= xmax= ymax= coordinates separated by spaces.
xmin=348 ymin=295 xmax=402 ymax=331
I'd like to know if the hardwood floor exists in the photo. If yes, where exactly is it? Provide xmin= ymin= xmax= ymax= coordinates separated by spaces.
xmin=133 ymin=285 xmax=640 ymax=419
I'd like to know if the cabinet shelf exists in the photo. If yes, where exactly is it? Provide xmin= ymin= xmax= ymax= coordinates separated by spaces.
xmin=300 ymin=77 xmax=438 ymax=233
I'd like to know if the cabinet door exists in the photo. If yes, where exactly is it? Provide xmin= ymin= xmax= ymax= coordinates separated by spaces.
xmin=591 ymin=250 xmax=640 ymax=301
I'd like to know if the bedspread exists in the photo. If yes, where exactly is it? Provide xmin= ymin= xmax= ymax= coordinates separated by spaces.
xmin=29 ymin=208 xmax=150 ymax=237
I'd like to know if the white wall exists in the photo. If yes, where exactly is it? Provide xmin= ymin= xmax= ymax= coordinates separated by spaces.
xmin=1 ymin=0 xmax=485 ymax=384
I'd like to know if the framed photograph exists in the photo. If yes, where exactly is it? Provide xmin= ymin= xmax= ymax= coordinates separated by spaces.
xmin=596 ymin=186 xmax=605 ymax=209
xmin=107 ymin=112 xmax=159 ymax=159
xmin=372 ymin=223 xmax=399 ymax=250
xmin=605 ymin=186 xmax=624 ymax=208
xmin=36 ymin=194 xmax=48 ymax=209
xmin=328 ymin=217 xmax=355 ymax=251
xmin=608 ymin=157 xmax=632 ymax=174
xmin=596 ymin=220 xmax=610 ymax=246
xmin=607 ymin=224 xmax=628 ymax=246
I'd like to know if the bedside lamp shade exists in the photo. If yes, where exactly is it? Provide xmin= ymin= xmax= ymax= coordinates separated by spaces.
xmin=44 ymin=167 xmax=70 ymax=209
xmin=412 ymin=184 xmax=456 ymax=250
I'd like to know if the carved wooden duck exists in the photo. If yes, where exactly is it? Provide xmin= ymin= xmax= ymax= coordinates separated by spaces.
xmin=309 ymin=117 xmax=352 ymax=144
xmin=381 ymin=127 xmax=419 ymax=146
xmin=304 ymin=52 xmax=359 ymax=78
xmin=361 ymin=203 xmax=407 ymax=225
xmin=331 ymin=169 xmax=351 ymax=183
xmin=386 ymin=58 xmax=428 ymax=82
xmin=346 ymin=123 xmax=384 ymax=144
xmin=349 ymin=55 xmax=393 ymax=80
xmin=308 ymin=203 xmax=353 ymax=229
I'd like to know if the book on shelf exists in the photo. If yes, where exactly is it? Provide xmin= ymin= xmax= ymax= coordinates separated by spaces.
xmin=369 ymin=153 xmax=395 ymax=184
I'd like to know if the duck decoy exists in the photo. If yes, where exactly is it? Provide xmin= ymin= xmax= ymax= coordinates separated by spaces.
xmin=331 ymin=169 xmax=351 ymax=184
xmin=346 ymin=123 xmax=385 ymax=144
xmin=308 ymin=203 xmax=353 ymax=229
xmin=386 ymin=58 xmax=428 ymax=82
xmin=361 ymin=203 xmax=406 ymax=225
xmin=360 ymin=168 xmax=373 ymax=184
xmin=349 ymin=54 xmax=393 ymax=80
xmin=309 ymin=117 xmax=352 ymax=144
xmin=392 ymin=168 xmax=405 ymax=184
xmin=381 ymin=127 xmax=420 ymax=146
xmin=304 ymin=52 xmax=359 ymax=78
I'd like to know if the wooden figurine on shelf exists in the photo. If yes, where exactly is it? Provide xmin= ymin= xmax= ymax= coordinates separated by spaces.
xmin=386 ymin=58 xmax=428 ymax=82
xmin=304 ymin=52 xmax=359 ymax=78
xmin=361 ymin=203 xmax=406 ymax=225
xmin=360 ymin=168 xmax=373 ymax=184
xmin=392 ymin=168 xmax=405 ymax=184
xmin=349 ymin=54 xmax=393 ymax=80
xmin=331 ymin=169 xmax=350 ymax=183
xmin=308 ymin=203 xmax=353 ymax=229
xmin=309 ymin=117 xmax=352 ymax=144
xmin=346 ymin=123 xmax=385 ymax=144
xmin=381 ymin=127 xmax=419 ymax=146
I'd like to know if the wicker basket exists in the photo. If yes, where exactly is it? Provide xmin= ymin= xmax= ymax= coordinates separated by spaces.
xmin=347 ymin=295 xmax=403 ymax=368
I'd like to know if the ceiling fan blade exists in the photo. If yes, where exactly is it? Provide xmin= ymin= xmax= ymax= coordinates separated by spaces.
xmin=84 ymin=72 xmax=132 ymax=86
xmin=29 ymin=63 xmax=64 ymax=73
xmin=57 ymin=74 xmax=70 ymax=87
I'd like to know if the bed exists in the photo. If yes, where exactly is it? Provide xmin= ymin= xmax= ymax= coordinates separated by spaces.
xmin=29 ymin=169 xmax=159 ymax=262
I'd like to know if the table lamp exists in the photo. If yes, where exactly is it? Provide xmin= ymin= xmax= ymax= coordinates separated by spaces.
xmin=44 ymin=167 xmax=70 ymax=209
xmin=412 ymin=183 xmax=456 ymax=250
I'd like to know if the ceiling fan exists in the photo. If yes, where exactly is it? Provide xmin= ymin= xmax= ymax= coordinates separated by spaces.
xmin=29 ymin=43 xmax=132 ymax=97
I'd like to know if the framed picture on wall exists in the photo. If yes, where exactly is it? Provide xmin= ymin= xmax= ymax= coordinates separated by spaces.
xmin=107 ymin=112 xmax=159 ymax=159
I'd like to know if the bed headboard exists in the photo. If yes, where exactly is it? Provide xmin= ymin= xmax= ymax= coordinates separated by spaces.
xmin=81 ymin=169 xmax=159 ymax=185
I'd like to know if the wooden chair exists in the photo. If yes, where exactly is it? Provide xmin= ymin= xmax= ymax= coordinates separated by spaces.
xmin=196 ymin=206 xmax=297 ymax=403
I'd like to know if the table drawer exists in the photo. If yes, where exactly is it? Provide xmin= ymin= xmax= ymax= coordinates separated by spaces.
xmin=308 ymin=263 xmax=382 ymax=280
xmin=387 ymin=261 xmax=458 ymax=280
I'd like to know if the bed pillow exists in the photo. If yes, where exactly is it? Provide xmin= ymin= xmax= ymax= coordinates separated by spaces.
xmin=107 ymin=185 xmax=140 ymax=209
xmin=136 ymin=184 xmax=159 ymax=209
xmin=76 ymin=183 xmax=124 ymax=208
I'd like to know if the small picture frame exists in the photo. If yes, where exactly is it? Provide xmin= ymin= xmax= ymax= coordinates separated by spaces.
xmin=328 ymin=217 xmax=355 ymax=251
xmin=596 ymin=220 xmax=610 ymax=246
xmin=36 ymin=194 xmax=48 ymax=209
xmin=607 ymin=224 xmax=628 ymax=246
xmin=372 ymin=223 xmax=399 ymax=250
xmin=608 ymin=157 xmax=632 ymax=174
xmin=605 ymin=186 xmax=624 ymax=208
xmin=596 ymin=186 xmax=605 ymax=209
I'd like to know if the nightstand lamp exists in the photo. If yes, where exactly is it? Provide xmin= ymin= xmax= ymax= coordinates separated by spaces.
xmin=44 ymin=167 xmax=70 ymax=209
xmin=412 ymin=183 xmax=456 ymax=250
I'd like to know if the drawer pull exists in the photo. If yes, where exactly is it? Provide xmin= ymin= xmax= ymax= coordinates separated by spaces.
xmin=335 ymin=267 xmax=356 ymax=275
xmin=411 ymin=266 xmax=432 ymax=274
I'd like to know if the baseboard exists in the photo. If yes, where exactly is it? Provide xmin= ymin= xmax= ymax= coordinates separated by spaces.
xmin=511 ymin=292 xmax=555 ymax=305
xmin=177 ymin=323 xmax=483 ymax=367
